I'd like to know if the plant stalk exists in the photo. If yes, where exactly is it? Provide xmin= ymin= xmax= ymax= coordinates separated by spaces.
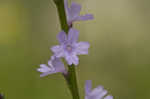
xmin=53 ymin=0 xmax=80 ymax=99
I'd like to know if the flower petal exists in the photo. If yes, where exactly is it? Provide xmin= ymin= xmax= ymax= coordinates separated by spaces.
xmin=70 ymin=2 xmax=81 ymax=18
xmin=68 ymin=28 xmax=79 ymax=44
xmin=85 ymin=80 xmax=113 ymax=99
xmin=37 ymin=64 xmax=56 ymax=77
xmin=72 ymin=55 xmax=79 ymax=65
xmin=57 ymin=31 xmax=67 ymax=44
xmin=75 ymin=14 xmax=94 ymax=21
xmin=76 ymin=42 xmax=90 ymax=55
xmin=65 ymin=55 xmax=72 ymax=65
xmin=51 ymin=56 xmax=65 ymax=72
xmin=96 ymin=89 xmax=107 ymax=99
xmin=40 ymin=71 xmax=56 ymax=77
xmin=90 ymin=86 xmax=104 ymax=97
xmin=37 ymin=64 xmax=51 ymax=73
xmin=65 ymin=54 xmax=79 ymax=65
xmin=85 ymin=80 xmax=92 ymax=94
xmin=104 ymin=95 xmax=113 ymax=99
xmin=51 ymin=45 xmax=65 ymax=57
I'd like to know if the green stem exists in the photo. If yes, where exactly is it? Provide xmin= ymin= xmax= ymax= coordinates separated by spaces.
xmin=67 ymin=65 xmax=80 ymax=99
xmin=53 ymin=0 xmax=69 ymax=33
xmin=53 ymin=0 xmax=80 ymax=99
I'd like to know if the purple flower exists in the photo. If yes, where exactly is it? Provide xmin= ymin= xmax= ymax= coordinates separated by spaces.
xmin=37 ymin=56 xmax=66 ymax=77
xmin=85 ymin=80 xmax=113 ymax=99
xmin=51 ymin=28 xmax=90 ymax=66
xmin=64 ymin=0 xmax=94 ymax=26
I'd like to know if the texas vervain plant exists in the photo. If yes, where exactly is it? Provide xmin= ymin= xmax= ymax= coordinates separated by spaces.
xmin=37 ymin=0 xmax=113 ymax=99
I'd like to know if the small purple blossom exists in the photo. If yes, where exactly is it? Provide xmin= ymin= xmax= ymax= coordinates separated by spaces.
xmin=64 ymin=0 xmax=94 ymax=26
xmin=51 ymin=28 xmax=90 ymax=66
xmin=85 ymin=80 xmax=113 ymax=99
xmin=37 ymin=56 xmax=66 ymax=77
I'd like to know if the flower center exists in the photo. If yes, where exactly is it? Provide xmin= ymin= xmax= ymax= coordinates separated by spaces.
xmin=66 ymin=45 xmax=72 ymax=52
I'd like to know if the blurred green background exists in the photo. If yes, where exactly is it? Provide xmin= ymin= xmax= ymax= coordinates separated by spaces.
xmin=0 ymin=0 xmax=150 ymax=99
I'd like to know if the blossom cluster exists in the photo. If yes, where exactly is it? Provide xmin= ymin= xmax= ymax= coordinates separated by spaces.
xmin=37 ymin=0 xmax=113 ymax=99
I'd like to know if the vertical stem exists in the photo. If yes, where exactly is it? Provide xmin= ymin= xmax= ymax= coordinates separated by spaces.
xmin=53 ymin=0 xmax=69 ymax=33
xmin=67 ymin=65 xmax=80 ymax=99
xmin=53 ymin=0 xmax=80 ymax=99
